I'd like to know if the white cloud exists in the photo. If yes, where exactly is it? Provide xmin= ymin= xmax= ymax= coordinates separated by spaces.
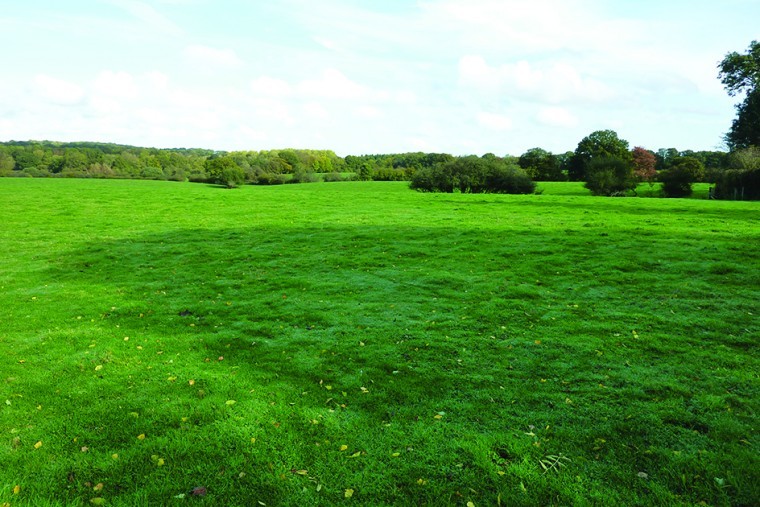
xmin=459 ymin=56 xmax=614 ymax=105
xmin=298 ymin=69 xmax=368 ymax=100
xmin=537 ymin=107 xmax=579 ymax=128
xmin=355 ymin=105 xmax=383 ymax=119
xmin=107 ymin=0 xmax=183 ymax=37
xmin=250 ymin=77 xmax=293 ymax=98
xmin=184 ymin=45 xmax=244 ymax=67
xmin=303 ymin=102 xmax=330 ymax=120
xmin=477 ymin=112 xmax=513 ymax=130
xmin=32 ymin=75 xmax=85 ymax=105
xmin=92 ymin=71 xmax=139 ymax=99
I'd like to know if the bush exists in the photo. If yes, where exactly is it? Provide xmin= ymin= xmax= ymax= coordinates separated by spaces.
xmin=410 ymin=156 xmax=535 ymax=194
xmin=322 ymin=172 xmax=344 ymax=182
xmin=715 ymin=167 xmax=760 ymax=200
xmin=583 ymin=157 xmax=636 ymax=196
xmin=660 ymin=157 xmax=705 ymax=198
xmin=288 ymin=170 xmax=318 ymax=184
xmin=205 ymin=156 xmax=245 ymax=188
xmin=254 ymin=172 xmax=287 ymax=185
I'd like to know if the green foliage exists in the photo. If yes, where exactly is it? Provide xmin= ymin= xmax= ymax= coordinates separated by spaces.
xmin=410 ymin=155 xmax=535 ymax=194
xmin=660 ymin=157 xmax=705 ymax=198
xmin=719 ymin=40 xmax=760 ymax=149
xmin=583 ymin=157 xmax=636 ymax=196
xmin=715 ymin=148 xmax=760 ymax=199
xmin=569 ymin=130 xmax=632 ymax=181
xmin=518 ymin=147 xmax=564 ymax=181
xmin=205 ymin=156 xmax=246 ymax=188
xmin=288 ymin=169 xmax=318 ymax=184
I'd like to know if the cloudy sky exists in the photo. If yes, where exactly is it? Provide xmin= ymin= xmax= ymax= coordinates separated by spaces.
xmin=1 ymin=0 xmax=757 ymax=156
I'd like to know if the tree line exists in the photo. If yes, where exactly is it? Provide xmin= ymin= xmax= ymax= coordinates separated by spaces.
xmin=0 ymin=137 xmax=757 ymax=198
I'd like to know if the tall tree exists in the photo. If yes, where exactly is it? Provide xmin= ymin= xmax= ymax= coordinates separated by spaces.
xmin=718 ymin=41 xmax=760 ymax=149
xmin=518 ymin=148 xmax=563 ymax=181
xmin=569 ymin=130 xmax=631 ymax=181
xmin=631 ymin=146 xmax=657 ymax=184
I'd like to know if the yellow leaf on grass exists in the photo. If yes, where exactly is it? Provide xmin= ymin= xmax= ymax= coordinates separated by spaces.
xmin=251 ymin=437 xmax=256 ymax=444
xmin=188 ymin=379 xmax=195 ymax=386
xmin=13 ymin=485 xmax=20 ymax=494
xmin=434 ymin=414 xmax=442 ymax=420
xmin=157 ymin=458 xmax=165 ymax=466
xmin=294 ymin=470 xmax=308 ymax=476
xmin=467 ymin=502 xmax=475 ymax=507
xmin=339 ymin=445 xmax=348 ymax=451
xmin=136 ymin=434 xmax=145 ymax=440
xmin=111 ymin=454 xmax=119 ymax=460
xmin=391 ymin=452 xmax=400 ymax=457
xmin=226 ymin=400 xmax=236 ymax=406
xmin=93 ymin=483 xmax=104 ymax=492
xmin=90 ymin=498 xmax=106 ymax=506
xmin=344 ymin=489 xmax=354 ymax=498
xmin=348 ymin=451 xmax=361 ymax=458
xmin=34 ymin=441 xmax=43 ymax=449
xmin=95 ymin=365 xmax=103 ymax=371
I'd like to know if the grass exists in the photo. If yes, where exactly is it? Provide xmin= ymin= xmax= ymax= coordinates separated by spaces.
xmin=0 ymin=179 xmax=758 ymax=506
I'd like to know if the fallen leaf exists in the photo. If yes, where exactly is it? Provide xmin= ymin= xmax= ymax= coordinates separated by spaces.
xmin=93 ymin=483 xmax=104 ymax=492
xmin=111 ymin=454 xmax=119 ymax=460
xmin=348 ymin=451 xmax=361 ymax=458
xmin=339 ymin=445 xmax=348 ymax=451
xmin=81 ymin=446 xmax=89 ymax=453
xmin=95 ymin=365 xmax=103 ymax=371
xmin=90 ymin=498 xmax=106 ymax=506
xmin=188 ymin=379 xmax=195 ymax=386
xmin=251 ymin=437 xmax=256 ymax=444
xmin=434 ymin=414 xmax=443 ymax=420
xmin=225 ymin=400 xmax=236 ymax=406
xmin=190 ymin=486 xmax=207 ymax=496
xmin=13 ymin=485 xmax=20 ymax=494
xmin=136 ymin=434 xmax=145 ymax=440
xmin=391 ymin=452 xmax=400 ymax=457
xmin=294 ymin=470 xmax=308 ymax=476
xmin=316 ymin=484 xmax=322 ymax=492
xmin=344 ymin=489 xmax=354 ymax=498
xmin=34 ymin=441 xmax=43 ymax=449
xmin=467 ymin=502 xmax=475 ymax=507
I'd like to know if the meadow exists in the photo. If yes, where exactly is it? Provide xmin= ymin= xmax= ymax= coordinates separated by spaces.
xmin=0 ymin=179 xmax=757 ymax=506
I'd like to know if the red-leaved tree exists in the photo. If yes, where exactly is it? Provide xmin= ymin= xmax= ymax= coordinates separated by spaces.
xmin=632 ymin=147 xmax=657 ymax=186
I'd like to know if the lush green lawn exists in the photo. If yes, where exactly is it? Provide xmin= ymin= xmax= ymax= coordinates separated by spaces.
xmin=1 ymin=179 xmax=758 ymax=506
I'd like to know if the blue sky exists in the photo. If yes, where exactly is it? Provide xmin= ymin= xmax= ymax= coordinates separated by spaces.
xmin=1 ymin=0 xmax=758 ymax=155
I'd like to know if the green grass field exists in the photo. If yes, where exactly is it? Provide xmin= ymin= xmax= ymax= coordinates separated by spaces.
xmin=1 ymin=179 xmax=758 ymax=506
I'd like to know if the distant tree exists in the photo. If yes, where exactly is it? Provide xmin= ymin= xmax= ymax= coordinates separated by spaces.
xmin=410 ymin=156 xmax=534 ymax=194
xmin=0 ymin=148 xmax=14 ymax=176
xmin=655 ymin=148 xmax=680 ymax=171
xmin=583 ymin=157 xmax=637 ymax=196
xmin=569 ymin=130 xmax=632 ymax=181
xmin=631 ymin=147 xmax=657 ymax=185
xmin=660 ymin=156 xmax=705 ymax=198
xmin=718 ymin=40 xmax=760 ymax=149
xmin=518 ymin=148 xmax=563 ymax=181
xmin=205 ymin=156 xmax=245 ymax=188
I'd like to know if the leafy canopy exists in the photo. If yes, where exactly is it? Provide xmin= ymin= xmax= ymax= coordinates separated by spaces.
xmin=719 ymin=41 xmax=760 ymax=149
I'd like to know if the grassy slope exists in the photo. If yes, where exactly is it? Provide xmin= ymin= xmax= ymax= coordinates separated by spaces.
xmin=0 ymin=179 xmax=757 ymax=506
